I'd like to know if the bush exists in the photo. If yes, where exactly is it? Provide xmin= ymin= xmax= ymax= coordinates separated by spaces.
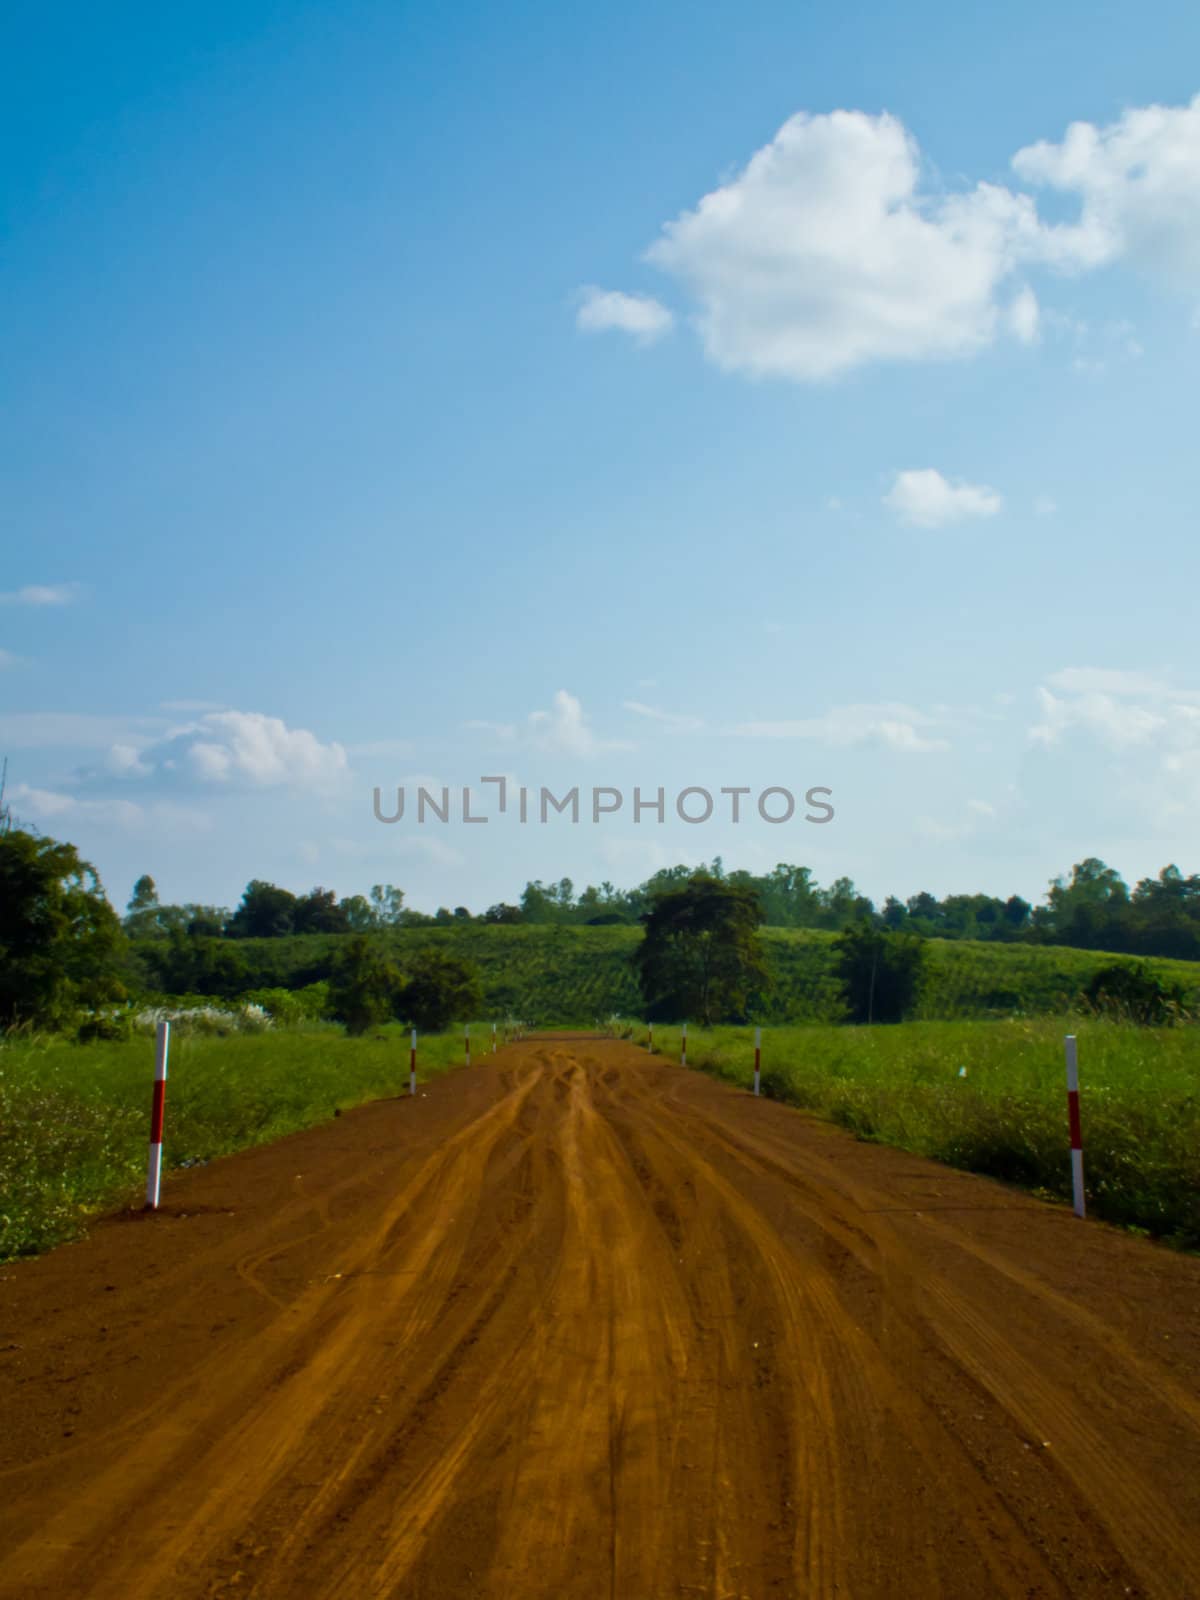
xmin=1084 ymin=962 xmax=1187 ymax=1024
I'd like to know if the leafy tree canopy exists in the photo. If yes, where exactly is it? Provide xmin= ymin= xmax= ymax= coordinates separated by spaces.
xmin=0 ymin=829 xmax=128 ymax=1029
xmin=633 ymin=874 xmax=771 ymax=1026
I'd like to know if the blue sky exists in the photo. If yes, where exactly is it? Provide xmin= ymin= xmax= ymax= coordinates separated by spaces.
xmin=3 ymin=0 xmax=1199 ymax=914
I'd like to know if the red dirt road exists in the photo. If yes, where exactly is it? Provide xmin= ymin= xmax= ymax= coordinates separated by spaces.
xmin=3 ymin=1037 xmax=1200 ymax=1599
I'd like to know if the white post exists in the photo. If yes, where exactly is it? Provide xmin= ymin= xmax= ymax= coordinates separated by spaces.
xmin=492 ymin=1021 xmax=497 ymax=1055
xmin=145 ymin=1020 xmax=170 ymax=1209
xmin=410 ymin=1027 xmax=417 ymax=1096
xmin=1064 ymin=1035 xmax=1085 ymax=1218
xmin=753 ymin=1027 xmax=762 ymax=1097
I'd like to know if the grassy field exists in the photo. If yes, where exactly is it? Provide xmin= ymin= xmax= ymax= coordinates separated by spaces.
xmin=0 ymin=1021 xmax=493 ymax=1261
xmin=618 ymin=1018 xmax=1200 ymax=1248
xmin=143 ymin=924 xmax=1200 ymax=1024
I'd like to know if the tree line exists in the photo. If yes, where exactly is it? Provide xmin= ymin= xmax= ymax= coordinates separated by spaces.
xmin=2 ymin=824 xmax=1191 ymax=1035
xmin=122 ymin=854 xmax=1200 ymax=962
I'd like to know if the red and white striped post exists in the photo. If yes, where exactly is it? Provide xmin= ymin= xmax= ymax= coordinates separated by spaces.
xmin=492 ymin=1021 xmax=497 ymax=1055
xmin=145 ymin=1019 xmax=170 ymax=1210
xmin=410 ymin=1027 xmax=417 ymax=1096
xmin=465 ymin=1023 xmax=471 ymax=1068
xmin=1064 ymin=1034 xmax=1085 ymax=1218
xmin=753 ymin=1027 xmax=762 ymax=1096
xmin=680 ymin=1022 xmax=687 ymax=1067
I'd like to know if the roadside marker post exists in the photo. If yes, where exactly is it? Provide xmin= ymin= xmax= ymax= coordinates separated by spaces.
xmin=465 ymin=1024 xmax=471 ymax=1068
xmin=753 ymin=1027 xmax=762 ymax=1096
xmin=681 ymin=1022 xmax=688 ymax=1067
xmin=145 ymin=1020 xmax=170 ymax=1210
xmin=1064 ymin=1034 xmax=1086 ymax=1218
xmin=647 ymin=1022 xmax=653 ymax=1053
xmin=410 ymin=1028 xmax=417 ymax=1096
xmin=492 ymin=1021 xmax=497 ymax=1055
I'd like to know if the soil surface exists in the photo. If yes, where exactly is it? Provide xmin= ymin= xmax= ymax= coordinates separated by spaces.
xmin=3 ymin=1036 xmax=1200 ymax=1599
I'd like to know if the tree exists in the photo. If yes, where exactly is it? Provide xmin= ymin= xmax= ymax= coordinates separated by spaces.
xmin=482 ymin=902 xmax=522 ymax=924
xmin=292 ymin=887 xmax=349 ymax=935
xmin=123 ymin=874 xmax=164 ymax=939
xmin=369 ymin=884 xmax=406 ymax=927
xmin=401 ymin=949 xmax=483 ymax=1033
xmin=226 ymin=880 xmax=298 ymax=938
xmin=0 ymin=829 xmax=128 ymax=1029
xmin=633 ymin=874 xmax=770 ymax=1026
xmin=328 ymin=937 xmax=407 ymax=1035
xmin=340 ymin=894 xmax=378 ymax=932
xmin=833 ymin=923 xmax=926 ymax=1024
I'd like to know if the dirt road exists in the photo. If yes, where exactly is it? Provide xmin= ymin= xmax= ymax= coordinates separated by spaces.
xmin=3 ymin=1037 xmax=1200 ymax=1599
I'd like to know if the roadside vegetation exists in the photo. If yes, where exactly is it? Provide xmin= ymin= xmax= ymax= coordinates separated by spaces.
xmin=0 ymin=1021 xmax=495 ymax=1260
xmin=611 ymin=1017 xmax=1200 ymax=1250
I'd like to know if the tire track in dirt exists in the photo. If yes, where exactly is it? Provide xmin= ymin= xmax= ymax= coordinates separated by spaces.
xmin=2 ymin=1037 xmax=1199 ymax=1600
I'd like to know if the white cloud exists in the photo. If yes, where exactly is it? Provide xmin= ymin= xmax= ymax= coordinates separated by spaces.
xmin=8 ymin=784 xmax=207 ymax=832
xmin=0 ymin=583 xmax=79 ymax=606
xmin=108 ymin=742 xmax=153 ymax=776
xmin=529 ymin=689 xmax=632 ymax=756
xmin=1028 ymin=668 xmax=1200 ymax=825
xmin=0 ymin=648 xmax=16 ymax=668
xmin=622 ymin=700 xmax=705 ymax=732
xmin=643 ymin=109 xmax=1053 ymax=380
xmin=1033 ymin=494 xmax=1057 ymax=516
xmin=576 ymin=287 xmax=674 ymax=343
xmin=1031 ymin=685 xmax=1172 ymax=748
xmin=174 ymin=711 xmax=347 ymax=787
xmin=734 ymin=702 xmax=949 ymax=752
xmin=1012 ymin=94 xmax=1200 ymax=286
xmin=884 ymin=468 xmax=1002 ymax=528
xmin=1007 ymin=285 xmax=1041 ymax=343
xmin=588 ymin=96 xmax=1200 ymax=383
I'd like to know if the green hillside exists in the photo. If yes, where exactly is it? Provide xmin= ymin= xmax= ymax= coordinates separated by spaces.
xmin=135 ymin=925 xmax=1200 ymax=1024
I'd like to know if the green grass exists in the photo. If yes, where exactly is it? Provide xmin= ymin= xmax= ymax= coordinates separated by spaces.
xmin=0 ymin=1021 xmax=493 ymax=1261
xmin=623 ymin=1018 xmax=1200 ymax=1249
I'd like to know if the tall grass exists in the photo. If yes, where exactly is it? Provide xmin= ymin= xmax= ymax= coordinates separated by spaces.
xmin=0 ymin=1022 xmax=492 ymax=1260
xmin=623 ymin=1018 xmax=1200 ymax=1248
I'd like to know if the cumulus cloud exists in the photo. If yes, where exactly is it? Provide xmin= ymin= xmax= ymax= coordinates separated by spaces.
xmin=734 ymin=702 xmax=949 ymax=752
xmin=1029 ymin=667 xmax=1200 ymax=824
xmin=177 ymin=711 xmax=348 ymax=787
xmin=642 ymin=109 xmax=1057 ymax=380
xmin=529 ymin=689 xmax=632 ymax=756
xmin=585 ymin=96 xmax=1199 ymax=382
xmin=1012 ymin=94 xmax=1200 ymax=286
xmin=89 ymin=710 xmax=349 ymax=789
xmin=470 ymin=691 xmax=632 ymax=756
xmin=0 ymin=583 xmax=79 ymax=606
xmin=884 ymin=468 xmax=1003 ymax=528
xmin=576 ymin=287 xmax=674 ymax=343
